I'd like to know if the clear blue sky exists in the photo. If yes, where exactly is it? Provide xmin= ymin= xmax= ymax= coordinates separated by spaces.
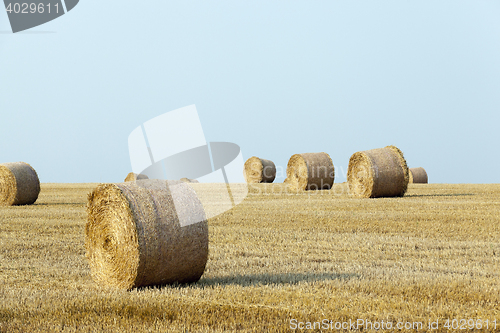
xmin=1 ymin=1 xmax=499 ymax=183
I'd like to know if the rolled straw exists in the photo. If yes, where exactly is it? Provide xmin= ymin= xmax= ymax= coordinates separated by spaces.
xmin=0 ymin=162 xmax=40 ymax=206
xmin=243 ymin=157 xmax=276 ymax=184
xmin=85 ymin=179 xmax=208 ymax=290
xmin=409 ymin=167 xmax=428 ymax=184
xmin=284 ymin=153 xmax=334 ymax=191
xmin=347 ymin=145 xmax=409 ymax=198
xmin=124 ymin=173 xmax=149 ymax=182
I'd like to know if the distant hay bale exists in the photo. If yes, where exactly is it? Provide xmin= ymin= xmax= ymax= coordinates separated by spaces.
xmin=284 ymin=153 xmax=334 ymax=191
xmin=409 ymin=167 xmax=428 ymax=184
xmin=0 ymin=162 xmax=40 ymax=206
xmin=124 ymin=173 xmax=149 ymax=182
xmin=243 ymin=157 xmax=276 ymax=184
xmin=347 ymin=145 xmax=409 ymax=198
xmin=180 ymin=177 xmax=199 ymax=183
xmin=85 ymin=179 xmax=208 ymax=290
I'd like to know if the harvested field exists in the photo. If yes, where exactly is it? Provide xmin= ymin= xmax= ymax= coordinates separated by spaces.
xmin=1 ymin=183 xmax=500 ymax=332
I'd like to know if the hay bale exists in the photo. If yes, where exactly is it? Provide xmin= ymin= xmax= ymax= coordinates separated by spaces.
xmin=85 ymin=179 xmax=208 ymax=290
xmin=284 ymin=153 xmax=334 ymax=191
xmin=243 ymin=156 xmax=276 ymax=184
xmin=0 ymin=162 xmax=40 ymax=206
xmin=124 ymin=172 xmax=149 ymax=182
xmin=347 ymin=145 xmax=409 ymax=198
xmin=180 ymin=177 xmax=200 ymax=183
xmin=409 ymin=167 xmax=428 ymax=184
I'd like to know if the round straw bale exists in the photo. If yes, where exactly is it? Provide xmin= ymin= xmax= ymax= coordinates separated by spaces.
xmin=124 ymin=173 xmax=149 ymax=182
xmin=347 ymin=145 xmax=409 ymax=198
xmin=180 ymin=177 xmax=200 ymax=183
xmin=409 ymin=167 xmax=428 ymax=184
xmin=85 ymin=179 xmax=208 ymax=290
xmin=243 ymin=156 xmax=276 ymax=184
xmin=284 ymin=153 xmax=334 ymax=191
xmin=0 ymin=162 xmax=40 ymax=206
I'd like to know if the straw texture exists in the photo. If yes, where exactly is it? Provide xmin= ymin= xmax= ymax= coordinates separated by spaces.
xmin=85 ymin=179 xmax=208 ymax=290
xmin=243 ymin=157 xmax=276 ymax=184
xmin=0 ymin=162 xmax=40 ymax=206
xmin=124 ymin=173 xmax=149 ymax=182
xmin=409 ymin=167 xmax=428 ymax=184
xmin=347 ymin=145 xmax=409 ymax=198
xmin=284 ymin=153 xmax=334 ymax=191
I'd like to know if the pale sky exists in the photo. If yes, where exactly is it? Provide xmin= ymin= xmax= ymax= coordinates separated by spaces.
xmin=1 ymin=1 xmax=499 ymax=183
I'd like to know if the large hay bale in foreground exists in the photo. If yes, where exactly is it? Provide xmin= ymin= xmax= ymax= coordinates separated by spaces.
xmin=347 ymin=145 xmax=409 ymax=198
xmin=124 ymin=173 xmax=149 ymax=182
xmin=243 ymin=156 xmax=276 ymax=184
xmin=0 ymin=162 xmax=40 ymax=206
xmin=284 ymin=153 xmax=334 ymax=191
xmin=85 ymin=179 xmax=208 ymax=290
xmin=409 ymin=167 xmax=428 ymax=184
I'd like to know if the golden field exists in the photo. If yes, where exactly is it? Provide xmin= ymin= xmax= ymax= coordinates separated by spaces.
xmin=1 ymin=182 xmax=499 ymax=332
